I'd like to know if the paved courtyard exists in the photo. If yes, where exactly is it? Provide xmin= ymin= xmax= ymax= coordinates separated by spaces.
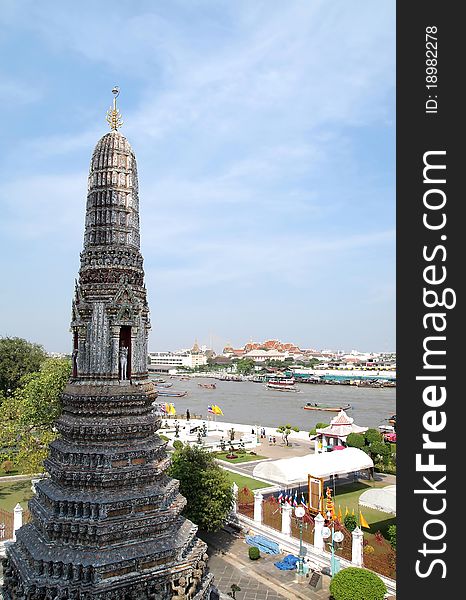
xmin=201 ymin=529 xmax=330 ymax=600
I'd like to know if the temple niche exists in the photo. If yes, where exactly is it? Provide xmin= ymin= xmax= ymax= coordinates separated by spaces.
xmin=2 ymin=90 xmax=214 ymax=600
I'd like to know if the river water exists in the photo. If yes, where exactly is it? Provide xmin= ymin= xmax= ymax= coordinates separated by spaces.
xmin=153 ymin=377 xmax=396 ymax=430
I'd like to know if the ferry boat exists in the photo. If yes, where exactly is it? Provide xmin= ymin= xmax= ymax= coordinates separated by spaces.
xmin=266 ymin=378 xmax=298 ymax=392
xmin=198 ymin=383 xmax=216 ymax=389
xmin=267 ymin=377 xmax=295 ymax=387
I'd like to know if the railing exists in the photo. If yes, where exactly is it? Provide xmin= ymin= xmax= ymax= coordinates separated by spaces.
xmin=290 ymin=510 xmax=314 ymax=545
xmin=262 ymin=496 xmax=282 ymax=531
xmin=237 ymin=486 xmax=254 ymax=519
xmin=0 ymin=509 xmax=14 ymax=541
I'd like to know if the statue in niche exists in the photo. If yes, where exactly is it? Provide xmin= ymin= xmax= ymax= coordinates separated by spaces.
xmin=72 ymin=348 xmax=78 ymax=376
xmin=119 ymin=346 xmax=128 ymax=380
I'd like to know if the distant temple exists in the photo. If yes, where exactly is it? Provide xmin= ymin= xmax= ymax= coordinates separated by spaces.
xmin=2 ymin=90 xmax=212 ymax=599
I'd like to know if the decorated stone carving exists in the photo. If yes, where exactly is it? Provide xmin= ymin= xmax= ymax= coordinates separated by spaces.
xmin=2 ymin=91 xmax=212 ymax=599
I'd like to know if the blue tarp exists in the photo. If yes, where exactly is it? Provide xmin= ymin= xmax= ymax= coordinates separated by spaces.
xmin=274 ymin=554 xmax=299 ymax=570
xmin=245 ymin=535 xmax=280 ymax=555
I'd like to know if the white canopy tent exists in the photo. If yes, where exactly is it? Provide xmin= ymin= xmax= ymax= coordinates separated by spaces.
xmin=359 ymin=485 xmax=396 ymax=515
xmin=252 ymin=447 xmax=374 ymax=485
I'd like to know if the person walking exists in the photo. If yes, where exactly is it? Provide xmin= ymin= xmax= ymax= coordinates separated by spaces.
xmin=186 ymin=409 xmax=190 ymax=421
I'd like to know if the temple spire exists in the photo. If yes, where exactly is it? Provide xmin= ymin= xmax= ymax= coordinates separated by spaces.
xmin=106 ymin=85 xmax=123 ymax=131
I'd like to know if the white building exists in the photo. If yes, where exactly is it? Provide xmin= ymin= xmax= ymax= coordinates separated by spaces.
xmin=148 ymin=351 xmax=207 ymax=370
xmin=148 ymin=350 xmax=208 ymax=370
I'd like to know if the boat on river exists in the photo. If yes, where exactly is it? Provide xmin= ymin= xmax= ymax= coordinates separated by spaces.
xmin=198 ymin=383 xmax=216 ymax=389
xmin=266 ymin=377 xmax=296 ymax=392
xmin=157 ymin=390 xmax=188 ymax=397
xmin=303 ymin=403 xmax=351 ymax=412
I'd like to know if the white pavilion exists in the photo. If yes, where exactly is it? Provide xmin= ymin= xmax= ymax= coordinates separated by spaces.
xmin=314 ymin=409 xmax=368 ymax=453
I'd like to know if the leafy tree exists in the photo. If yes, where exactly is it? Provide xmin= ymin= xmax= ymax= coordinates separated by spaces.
xmin=364 ymin=428 xmax=383 ymax=445
xmin=0 ymin=337 xmax=48 ymax=396
xmin=329 ymin=567 xmax=386 ymax=600
xmin=168 ymin=445 xmax=234 ymax=532
xmin=369 ymin=440 xmax=391 ymax=464
xmin=235 ymin=358 xmax=256 ymax=375
xmin=309 ymin=422 xmax=329 ymax=436
xmin=0 ymin=358 xmax=71 ymax=473
xmin=346 ymin=433 xmax=366 ymax=449
xmin=277 ymin=424 xmax=299 ymax=446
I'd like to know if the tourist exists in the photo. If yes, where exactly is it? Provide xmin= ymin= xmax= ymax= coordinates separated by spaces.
xmin=273 ymin=436 xmax=276 ymax=445
xmin=186 ymin=409 xmax=190 ymax=421
xmin=268 ymin=435 xmax=272 ymax=445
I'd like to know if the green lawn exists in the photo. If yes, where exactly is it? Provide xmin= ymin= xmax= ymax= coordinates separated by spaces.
xmin=334 ymin=481 xmax=396 ymax=539
xmin=0 ymin=479 xmax=34 ymax=512
xmin=215 ymin=452 xmax=267 ymax=464
xmin=222 ymin=470 xmax=272 ymax=491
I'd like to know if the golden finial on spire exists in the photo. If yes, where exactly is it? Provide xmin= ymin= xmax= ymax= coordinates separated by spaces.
xmin=106 ymin=86 xmax=123 ymax=131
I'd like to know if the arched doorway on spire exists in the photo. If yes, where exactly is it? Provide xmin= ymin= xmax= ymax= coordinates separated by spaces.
xmin=119 ymin=326 xmax=131 ymax=380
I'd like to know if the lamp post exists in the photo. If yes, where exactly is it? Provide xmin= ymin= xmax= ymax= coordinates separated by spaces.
xmin=294 ymin=505 xmax=306 ymax=575
xmin=323 ymin=511 xmax=344 ymax=577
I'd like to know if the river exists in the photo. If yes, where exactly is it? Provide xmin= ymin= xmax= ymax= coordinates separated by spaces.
xmin=153 ymin=377 xmax=396 ymax=430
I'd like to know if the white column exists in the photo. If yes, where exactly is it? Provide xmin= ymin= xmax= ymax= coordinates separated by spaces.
xmin=13 ymin=503 xmax=23 ymax=541
xmin=313 ymin=512 xmax=325 ymax=552
xmin=281 ymin=503 xmax=292 ymax=536
xmin=352 ymin=526 xmax=364 ymax=567
xmin=254 ymin=492 xmax=263 ymax=523
xmin=232 ymin=482 xmax=239 ymax=514
xmin=314 ymin=436 xmax=319 ymax=454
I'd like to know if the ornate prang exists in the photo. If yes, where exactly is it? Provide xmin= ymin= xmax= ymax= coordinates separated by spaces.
xmin=3 ymin=91 xmax=213 ymax=599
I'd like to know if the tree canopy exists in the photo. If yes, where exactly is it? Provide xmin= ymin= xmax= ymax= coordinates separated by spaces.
xmin=0 ymin=336 xmax=48 ymax=396
xmin=277 ymin=424 xmax=299 ymax=446
xmin=235 ymin=358 xmax=256 ymax=375
xmin=168 ymin=445 xmax=234 ymax=532
xmin=0 ymin=357 xmax=71 ymax=474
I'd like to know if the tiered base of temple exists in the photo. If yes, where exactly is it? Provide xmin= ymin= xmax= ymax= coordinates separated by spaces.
xmin=2 ymin=381 xmax=213 ymax=599
xmin=2 ymin=536 xmax=213 ymax=599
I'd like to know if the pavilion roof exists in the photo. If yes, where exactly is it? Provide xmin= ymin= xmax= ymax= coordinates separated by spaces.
xmin=316 ymin=409 xmax=368 ymax=438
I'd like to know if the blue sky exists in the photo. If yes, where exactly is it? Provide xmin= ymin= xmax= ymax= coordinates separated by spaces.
xmin=0 ymin=0 xmax=395 ymax=354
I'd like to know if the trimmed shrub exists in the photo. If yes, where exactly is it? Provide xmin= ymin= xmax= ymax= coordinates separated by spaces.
xmin=329 ymin=567 xmax=386 ymax=600
xmin=248 ymin=546 xmax=260 ymax=560
xmin=172 ymin=440 xmax=184 ymax=451
xmin=344 ymin=514 xmax=358 ymax=532
xmin=363 ymin=545 xmax=374 ymax=554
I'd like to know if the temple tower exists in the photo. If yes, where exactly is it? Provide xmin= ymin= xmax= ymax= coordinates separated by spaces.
xmin=2 ymin=89 xmax=212 ymax=600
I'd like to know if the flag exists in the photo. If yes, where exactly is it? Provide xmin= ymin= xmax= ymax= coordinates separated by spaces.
xmin=285 ymin=492 xmax=291 ymax=505
xmin=213 ymin=404 xmax=224 ymax=415
xmin=351 ymin=508 xmax=355 ymax=516
xmin=345 ymin=506 xmax=349 ymax=517
xmin=293 ymin=491 xmax=298 ymax=507
xmin=300 ymin=493 xmax=306 ymax=507
xmin=169 ymin=403 xmax=176 ymax=415
xmin=207 ymin=405 xmax=215 ymax=414
xmin=278 ymin=490 xmax=283 ymax=503
xmin=360 ymin=511 xmax=370 ymax=529
xmin=160 ymin=403 xmax=167 ymax=413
